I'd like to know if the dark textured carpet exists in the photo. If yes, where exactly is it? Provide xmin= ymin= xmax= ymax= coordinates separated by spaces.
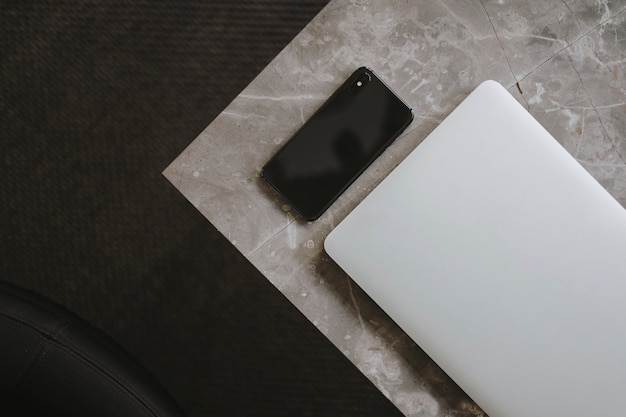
xmin=1 ymin=1 xmax=404 ymax=416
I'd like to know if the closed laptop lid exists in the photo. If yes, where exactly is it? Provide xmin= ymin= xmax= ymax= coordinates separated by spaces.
xmin=324 ymin=80 xmax=626 ymax=417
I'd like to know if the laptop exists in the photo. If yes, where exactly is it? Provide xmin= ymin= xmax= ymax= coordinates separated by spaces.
xmin=324 ymin=80 xmax=626 ymax=417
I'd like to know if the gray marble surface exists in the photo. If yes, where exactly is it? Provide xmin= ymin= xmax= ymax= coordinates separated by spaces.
xmin=163 ymin=1 xmax=626 ymax=415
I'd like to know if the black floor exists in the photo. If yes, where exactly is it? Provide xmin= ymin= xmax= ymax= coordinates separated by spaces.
xmin=1 ymin=2 xmax=404 ymax=416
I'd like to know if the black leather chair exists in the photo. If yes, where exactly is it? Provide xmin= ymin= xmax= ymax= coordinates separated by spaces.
xmin=0 ymin=281 xmax=184 ymax=416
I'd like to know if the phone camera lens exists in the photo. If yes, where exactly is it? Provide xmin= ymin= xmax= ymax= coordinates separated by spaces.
xmin=348 ymin=72 xmax=371 ymax=95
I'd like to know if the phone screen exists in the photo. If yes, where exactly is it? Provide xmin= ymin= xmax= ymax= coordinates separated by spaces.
xmin=261 ymin=67 xmax=413 ymax=220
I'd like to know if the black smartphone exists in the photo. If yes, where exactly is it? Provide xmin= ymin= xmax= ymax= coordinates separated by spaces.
xmin=261 ymin=67 xmax=413 ymax=221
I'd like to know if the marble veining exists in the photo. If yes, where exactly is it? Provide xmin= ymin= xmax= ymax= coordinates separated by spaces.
xmin=164 ymin=1 xmax=626 ymax=415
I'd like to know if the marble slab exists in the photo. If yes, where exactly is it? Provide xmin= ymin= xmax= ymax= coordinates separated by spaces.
xmin=164 ymin=1 xmax=626 ymax=415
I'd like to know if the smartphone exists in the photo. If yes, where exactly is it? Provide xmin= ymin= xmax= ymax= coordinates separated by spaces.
xmin=261 ymin=67 xmax=413 ymax=221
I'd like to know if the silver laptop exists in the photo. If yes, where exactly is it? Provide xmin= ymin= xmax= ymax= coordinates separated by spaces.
xmin=325 ymin=80 xmax=626 ymax=417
